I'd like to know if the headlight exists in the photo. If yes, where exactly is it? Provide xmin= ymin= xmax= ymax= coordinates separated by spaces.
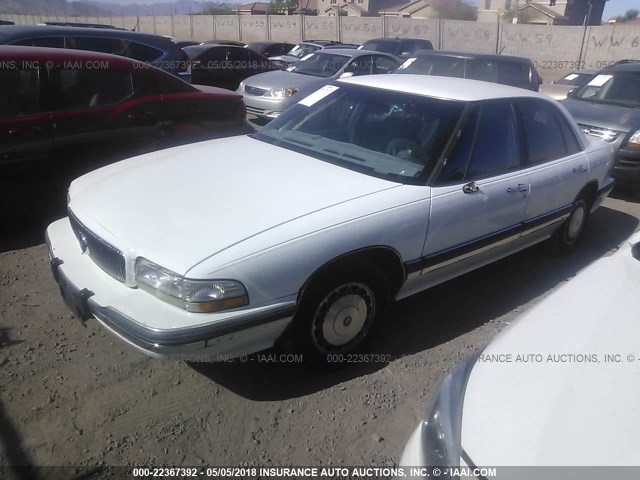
xmin=419 ymin=352 xmax=480 ymax=473
xmin=628 ymin=129 xmax=640 ymax=147
xmin=266 ymin=87 xmax=299 ymax=98
xmin=238 ymin=81 xmax=246 ymax=91
xmin=135 ymin=258 xmax=249 ymax=313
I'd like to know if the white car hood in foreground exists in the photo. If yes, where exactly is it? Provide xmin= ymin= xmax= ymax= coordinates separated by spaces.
xmin=461 ymin=233 xmax=640 ymax=465
xmin=68 ymin=135 xmax=399 ymax=275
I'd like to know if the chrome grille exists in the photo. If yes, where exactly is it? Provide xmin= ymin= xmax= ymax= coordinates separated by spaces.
xmin=246 ymin=106 xmax=266 ymax=115
xmin=68 ymin=210 xmax=126 ymax=283
xmin=578 ymin=124 xmax=620 ymax=142
xmin=244 ymin=85 xmax=269 ymax=96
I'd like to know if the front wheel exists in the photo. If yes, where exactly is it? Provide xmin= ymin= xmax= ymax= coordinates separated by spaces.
xmin=550 ymin=196 xmax=590 ymax=253
xmin=292 ymin=261 xmax=389 ymax=364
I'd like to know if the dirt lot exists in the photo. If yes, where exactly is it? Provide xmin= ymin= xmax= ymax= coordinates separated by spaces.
xmin=1 ymin=190 xmax=639 ymax=476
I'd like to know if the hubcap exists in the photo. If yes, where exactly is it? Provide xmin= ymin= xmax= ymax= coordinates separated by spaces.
xmin=312 ymin=282 xmax=375 ymax=351
xmin=567 ymin=204 xmax=586 ymax=241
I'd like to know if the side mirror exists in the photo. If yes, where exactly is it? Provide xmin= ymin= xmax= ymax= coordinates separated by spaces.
xmin=400 ymin=51 xmax=411 ymax=58
xmin=340 ymin=71 xmax=355 ymax=79
xmin=566 ymin=88 xmax=577 ymax=98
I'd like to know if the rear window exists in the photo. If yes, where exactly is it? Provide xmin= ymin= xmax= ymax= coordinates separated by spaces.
xmin=395 ymin=55 xmax=465 ymax=78
xmin=497 ymin=61 xmax=532 ymax=88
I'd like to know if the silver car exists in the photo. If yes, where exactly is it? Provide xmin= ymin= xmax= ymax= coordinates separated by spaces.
xmin=239 ymin=49 xmax=401 ymax=119
xmin=539 ymin=69 xmax=596 ymax=100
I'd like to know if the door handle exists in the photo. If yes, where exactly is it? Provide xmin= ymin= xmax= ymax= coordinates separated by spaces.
xmin=572 ymin=165 xmax=588 ymax=173
xmin=128 ymin=111 xmax=157 ymax=120
xmin=462 ymin=182 xmax=479 ymax=194
xmin=507 ymin=183 xmax=528 ymax=193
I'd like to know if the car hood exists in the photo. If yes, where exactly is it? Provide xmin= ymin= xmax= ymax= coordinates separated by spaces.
xmin=68 ymin=135 xmax=399 ymax=276
xmin=243 ymin=69 xmax=327 ymax=91
xmin=563 ymin=97 xmax=640 ymax=132
xmin=460 ymin=237 xmax=640 ymax=465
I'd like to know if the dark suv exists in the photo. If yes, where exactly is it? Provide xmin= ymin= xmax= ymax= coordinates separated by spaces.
xmin=394 ymin=50 xmax=542 ymax=91
xmin=0 ymin=46 xmax=250 ymax=218
xmin=0 ymin=25 xmax=191 ymax=81
xmin=563 ymin=63 xmax=640 ymax=197
xmin=360 ymin=37 xmax=433 ymax=59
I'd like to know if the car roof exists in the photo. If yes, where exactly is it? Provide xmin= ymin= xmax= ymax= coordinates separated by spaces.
xmin=313 ymin=48 xmax=392 ymax=58
xmin=364 ymin=37 xmax=430 ymax=43
xmin=0 ymin=44 xmax=139 ymax=68
xmin=0 ymin=25 xmax=173 ymax=44
xmin=602 ymin=62 xmax=640 ymax=73
xmin=338 ymin=74 xmax=543 ymax=101
xmin=411 ymin=49 xmax=532 ymax=63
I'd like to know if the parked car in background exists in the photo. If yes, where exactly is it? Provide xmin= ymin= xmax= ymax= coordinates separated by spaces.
xmin=247 ymin=41 xmax=292 ymax=58
xmin=563 ymin=63 xmax=640 ymax=198
xmin=42 ymin=21 xmax=126 ymax=30
xmin=174 ymin=39 xmax=201 ymax=49
xmin=0 ymin=46 xmax=250 ymax=218
xmin=359 ymin=37 xmax=433 ymax=59
xmin=240 ymin=49 xmax=401 ymax=119
xmin=400 ymin=230 xmax=640 ymax=471
xmin=184 ymin=44 xmax=272 ymax=90
xmin=202 ymin=39 xmax=247 ymax=47
xmin=46 ymin=75 xmax=613 ymax=364
xmin=0 ymin=25 xmax=191 ymax=81
xmin=395 ymin=50 xmax=542 ymax=91
xmin=268 ymin=40 xmax=348 ymax=69
xmin=540 ymin=69 xmax=596 ymax=100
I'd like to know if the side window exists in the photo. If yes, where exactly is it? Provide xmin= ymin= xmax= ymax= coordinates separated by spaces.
xmin=247 ymin=49 xmax=266 ymax=65
xmin=516 ymin=99 xmax=574 ymax=164
xmin=226 ymin=47 xmax=250 ymax=63
xmin=0 ymin=67 xmax=41 ymax=118
xmin=201 ymin=48 xmax=227 ymax=63
xmin=346 ymin=55 xmax=372 ymax=76
xmin=466 ymin=59 xmax=498 ymax=83
xmin=67 ymin=37 xmax=128 ymax=55
xmin=126 ymin=42 xmax=164 ymax=62
xmin=371 ymin=55 xmax=399 ymax=74
xmin=12 ymin=37 xmax=65 ymax=48
xmin=497 ymin=61 xmax=531 ymax=88
xmin=437 ymin=107 xmax=479 ymax=184
xmin=52 ymin=69 xmax=134 ymax=110
xmin=466 ymin=102 xmax=521 ymax=180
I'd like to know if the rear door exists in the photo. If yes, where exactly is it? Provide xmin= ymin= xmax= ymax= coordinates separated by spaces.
xmin=423 ymin=101 xmax=530 ymax=275
xmin=514 ymin=98 xmax=587 ymax=237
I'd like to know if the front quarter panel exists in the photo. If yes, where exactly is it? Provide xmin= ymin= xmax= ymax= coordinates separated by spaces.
xmin=185 ymin=185 xmax=432 ymax=307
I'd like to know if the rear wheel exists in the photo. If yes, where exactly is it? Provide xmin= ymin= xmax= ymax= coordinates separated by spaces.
xmin=292 ymin=261 xmax=390 ymax=365
xmin=550 ymin=195 xmax=590 ymax=253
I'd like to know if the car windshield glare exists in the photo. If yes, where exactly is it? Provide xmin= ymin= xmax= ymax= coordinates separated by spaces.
xmin=574 ymin=71 xmax=640 ymax=107
xmin=254 ymin=84 xmax=464 ymax=185
xmin=288 ymin=43 xmax=317 ymax=59
xmin=288 ymin=52 xmax=350 ymax=78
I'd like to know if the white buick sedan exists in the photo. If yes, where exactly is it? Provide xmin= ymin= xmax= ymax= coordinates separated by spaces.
xmin=46 ymin=75 xmax=614 ymax=363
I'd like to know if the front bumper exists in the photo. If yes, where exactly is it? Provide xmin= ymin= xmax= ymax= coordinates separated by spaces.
xmin=613 ymin=146 xmax=640 ymax=184
xmin=241 ymin=93 xmax=291 ymax=119
xmin=46 ymin=217 xmax=295 ymax=361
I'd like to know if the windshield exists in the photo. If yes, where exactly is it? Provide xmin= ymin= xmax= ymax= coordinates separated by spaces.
xmin=556 ymin=72 xmax=593 ymax=86
xmin=287 ymin=43 xmax=319 ymax=59
xmin=288 ymin=52 xmax=350 ymax=78
xmin=573 ymin=71 xmax=640 ymax=107
xmin=362 ymin=40 xmax=399 ymax=56
xmin=395 ymin=55 xmax=466 ymax=77
xmin=254 ymin=84 xmax=464 ymax=185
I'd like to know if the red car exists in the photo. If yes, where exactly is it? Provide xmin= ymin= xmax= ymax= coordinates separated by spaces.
xmin=0 ymin=46 xmax=251 ymax=218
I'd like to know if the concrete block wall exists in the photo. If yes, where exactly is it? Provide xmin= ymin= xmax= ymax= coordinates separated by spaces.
xmin=1 ymin=13 xmax=639 ymax=79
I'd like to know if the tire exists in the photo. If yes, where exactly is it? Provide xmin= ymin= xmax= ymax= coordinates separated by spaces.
xmin=292 ymin=260 xmax=390 ymax=365
xmin=550 ymin=195 xmax=590 ymax=254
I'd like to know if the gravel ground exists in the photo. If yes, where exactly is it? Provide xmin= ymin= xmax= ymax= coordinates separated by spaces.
xmin=1 ymin=189 xmax=639 ymax=475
